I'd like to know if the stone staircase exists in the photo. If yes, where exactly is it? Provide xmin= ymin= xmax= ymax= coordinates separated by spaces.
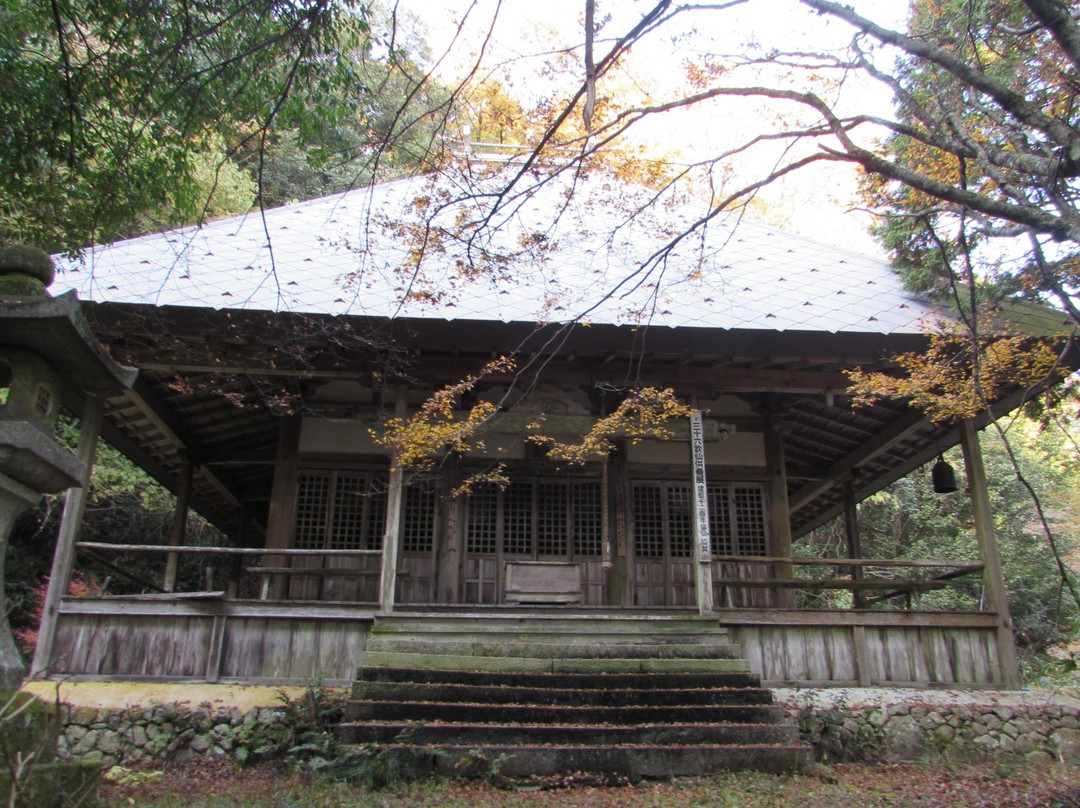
xmin=338 ymin=612 xmax=811 ymax=780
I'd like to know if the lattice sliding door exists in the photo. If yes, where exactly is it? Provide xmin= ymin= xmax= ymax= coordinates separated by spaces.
xmin=630 ymin=481 xmax=768 ymax=607
xmin=630 ymin=482 xmax=693 ymax=607
xmin=463 ymin=485 xmax=499 ymax=604
xmin=398 ymin=484 xmax=438 ymax=604
xmin=461 ymin=477 xmax=604 ymax=605
xmin=291 ymin=471 xmax=438 ymax=603
xmin=707 ymin=483 xmax=773 ymax=607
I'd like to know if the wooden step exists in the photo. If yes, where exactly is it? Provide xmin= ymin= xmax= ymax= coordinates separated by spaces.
xmin=351 ymin=680 xmax=776 ymax=707
xmin=369 ymin=628 xmax=729 ymax=644
xmin=345 ymin=700 xmax=786 ymax=725
xmin=373 ymin=613 xmax=725 ymax=632
xmin=339 ymin=721 xmax=801 ymax=746
xmin=359 ymin=651 xmax=752 ymax=674
xmin=368 ymin=616 xmax=730 ymax=646
xmin=354 ymin=665 xmax=765 ymax=690
xmin=364 ymin=638 xmax=743 ymax=659
xmin=341 ymin=612 xmax=810 ymax=778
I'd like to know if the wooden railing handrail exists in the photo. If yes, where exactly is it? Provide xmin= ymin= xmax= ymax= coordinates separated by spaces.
xmin=709 ymin=555 xmax=983 ymax=571
xmin=76 ymin=542 xmax=381 ymax=556
xmin=77 ymin=544 xmax=982 ymax=568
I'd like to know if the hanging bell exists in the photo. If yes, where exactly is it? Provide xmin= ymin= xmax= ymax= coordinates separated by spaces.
xmin=932 ymin=458 xmax=958 ymax=494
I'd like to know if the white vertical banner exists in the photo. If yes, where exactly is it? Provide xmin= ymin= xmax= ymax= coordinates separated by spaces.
xmin=690 ymin=410 xmax=711 ymax=556
xmin=689 ymin=410 xmax=714 ymax=614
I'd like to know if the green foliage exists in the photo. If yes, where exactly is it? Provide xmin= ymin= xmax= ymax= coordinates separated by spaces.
xmin=251 ymin=27 xmax=452 ymax=208
xmin=0 ymin=0 xmax=376 ymax=252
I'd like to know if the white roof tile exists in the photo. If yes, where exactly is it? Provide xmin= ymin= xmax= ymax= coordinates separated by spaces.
xmin=54 ymin=173 xmax=942 ymax=334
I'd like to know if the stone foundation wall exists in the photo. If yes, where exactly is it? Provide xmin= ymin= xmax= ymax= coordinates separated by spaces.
xmin=774 ymin=689 xmax=1080 ymax=764
xmin=52 ymin=688 xmax=1080 ymax=768
xmin=58 ymin=703 xmax=302 ymax=766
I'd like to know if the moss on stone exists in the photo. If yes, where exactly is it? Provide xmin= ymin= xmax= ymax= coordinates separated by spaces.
xmin=0 ymin=275 xmax=47 ymax=298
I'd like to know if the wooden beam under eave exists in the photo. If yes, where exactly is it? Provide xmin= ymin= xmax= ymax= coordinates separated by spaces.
xmin=96 ymin=419 xmax=234 ymax=529
xmin=133 ymin=359 xmax=852 ymax=395
xmin=121 ymin=379 xmax=244 ymax=509
xmin=788 ymin=409 xmax=927 ymax=513
xmin=204 ymin=450 xmax=278 ymax=465
xmin=785 ymin=462 xmax=829 ymax=481
xmin=136 ymin=361 xmax=362 ymax=378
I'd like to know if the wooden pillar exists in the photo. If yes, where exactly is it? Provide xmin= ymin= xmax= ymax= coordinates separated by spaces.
xmin=263 ymin=415 xmax=302 ymax=600
xmin=30 ymin=395 xmax=103 ymax=679
xmin=764 ymin=410 xmax=794 ymax=607
xmin=959 ymin=419 xmax=1021 ymax=688
xmin=842 ymin=477 xmax=868 ymax=609
xmin=599 ymin=452 xmax=613 ymax=605
xmin=162 ymin=456 xmax=193 ymax=593
xmin=607 ymin=441 xmax=630 ymax=606
xmin=379 ymin=386 xmax=409 ymax=613
xmin=435 ymin=456 xmax=462 ymax=604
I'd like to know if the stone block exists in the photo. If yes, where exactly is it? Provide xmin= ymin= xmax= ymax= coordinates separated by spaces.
xmin=881 ymin=715 xmax=924 ymax=763
xmin=933 ymin=725 xmax=955 ymax=744
xmin=189 ymin=734 xmax=212 ymax=754
xmin=867 ymin=708 xmax=889 ymax=728
xmin=1014 ymin=734 xmax=1039 ymax=756
xmin=973 ymin=734 xmax=999 ymax=752
xmin=130 ymin=724 xmax=148 ymax=748
xmin=96 ymin=730 xmax=121 ymax=755
xmin=72 ymin=730 xmax=98 ymax=756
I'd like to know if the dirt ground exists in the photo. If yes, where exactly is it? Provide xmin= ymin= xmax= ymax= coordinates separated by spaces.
xmin=104 ymin=758 xmax=1080 ymax=808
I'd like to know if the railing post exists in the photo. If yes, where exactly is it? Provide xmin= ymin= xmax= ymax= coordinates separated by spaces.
xmin=30 ymin=395 xmax=103 ymax=679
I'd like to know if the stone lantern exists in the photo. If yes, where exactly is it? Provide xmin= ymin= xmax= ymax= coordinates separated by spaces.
xmin=0 ymin=245 xmax=135 ymax=689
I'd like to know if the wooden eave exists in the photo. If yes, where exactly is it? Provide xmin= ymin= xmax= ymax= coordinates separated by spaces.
xmin=77 ymin=301 xmax=1051 ymax=541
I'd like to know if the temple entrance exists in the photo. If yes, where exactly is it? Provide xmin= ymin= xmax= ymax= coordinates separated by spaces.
xmin=461 ymin=477 xmax=605 ymax=605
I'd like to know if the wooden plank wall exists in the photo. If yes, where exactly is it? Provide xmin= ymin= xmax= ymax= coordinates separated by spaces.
xmin=728 ymin=615 xmax=1003 ymax=687
xmin=48 ymin=603 xmax=1006 ymax=688
xmin=49 ymin=615 xmax=214 ymax=679
xmin=49 ymin=607 xmax=374 ymax=684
